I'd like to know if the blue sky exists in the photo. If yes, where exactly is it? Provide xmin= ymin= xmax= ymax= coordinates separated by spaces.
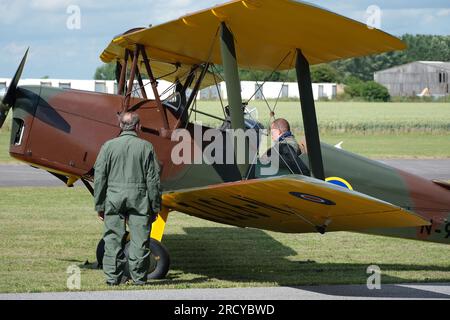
xmin=1 ymin=0 xmax=449 ymax=79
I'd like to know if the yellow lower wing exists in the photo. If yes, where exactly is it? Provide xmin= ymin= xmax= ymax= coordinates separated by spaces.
xmin=163 ymin=175 xmax=429 ymax=233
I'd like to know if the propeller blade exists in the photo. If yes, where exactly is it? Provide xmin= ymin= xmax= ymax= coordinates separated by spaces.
xmin=0 ymin=48 xmax=29 ymax=128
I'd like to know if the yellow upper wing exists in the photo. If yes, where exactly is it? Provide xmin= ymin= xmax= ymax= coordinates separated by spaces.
xmin=163 ymin=175 xmax=428 ymax=234
xmin=100 ymin=0 xmax=406 ymax=71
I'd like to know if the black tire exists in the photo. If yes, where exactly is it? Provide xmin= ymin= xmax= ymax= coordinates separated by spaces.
xmin=96 ymin=236 xmax=170 ymax=279
xmin=96 ymin=238 xmax=105 ymax=268
xmin=124 ymin=239 xmax=170 ymax=280
xmin=95 ymin=231 xmax=129 ymax=269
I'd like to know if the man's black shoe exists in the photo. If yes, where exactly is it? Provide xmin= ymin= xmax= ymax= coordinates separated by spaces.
xmin=106 ymin=281 xmax=119 ymax=286
xmin=124 ymin=279 xmax=147 ymax=286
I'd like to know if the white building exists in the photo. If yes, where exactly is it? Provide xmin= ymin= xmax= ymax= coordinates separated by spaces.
xmin=198 ymin=81 xmax=337 ymax=101
xmin=0 ymin=78 xmax=337 ymax=101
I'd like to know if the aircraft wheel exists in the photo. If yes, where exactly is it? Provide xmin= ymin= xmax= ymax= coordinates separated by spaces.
xmin=95 ymin=231 xmax=129 ymax=268
xmin=124 ymin=239 xmax=171 ymax=280
xmin=148 ymin=239 xmax=171 ymax=279
xmin=96 ymin=238 xmax=105 ymax=268
xmin=96 ymin=236 xmax=170 ymax=279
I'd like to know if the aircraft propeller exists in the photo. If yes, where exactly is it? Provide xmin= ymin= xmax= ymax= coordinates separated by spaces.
xmin=0 ymin=48 xmax=29 ymax=128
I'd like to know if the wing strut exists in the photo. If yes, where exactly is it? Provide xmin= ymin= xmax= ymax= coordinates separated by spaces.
xmin=295 ymin=49 xmax=325 ymax=180
xmin=124 ymin=48 xmax=139 ymax=109
xmin=117 ymin=50 xmax=129 ymax=96
xmin=220 ymin=22 xmax=245 ymax=131
xmin=220 ymin=22 xmax=249 ymax=179
xmin=138 ymin=45 xmax=170 ymax=134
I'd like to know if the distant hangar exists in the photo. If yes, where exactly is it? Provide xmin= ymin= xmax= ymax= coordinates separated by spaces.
xmin=374 ymin=61 xmax=450 ymax=97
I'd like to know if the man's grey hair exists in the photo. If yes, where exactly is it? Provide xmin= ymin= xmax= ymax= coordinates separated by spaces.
xmin=271 ymin=118 xmax=290 ymax=133
xmin=119 ymin=112 xmax=140 ymax=131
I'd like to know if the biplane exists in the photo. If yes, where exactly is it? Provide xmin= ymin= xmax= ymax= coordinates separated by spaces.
xmin=1 ymin=0 xmax=449 ymax=279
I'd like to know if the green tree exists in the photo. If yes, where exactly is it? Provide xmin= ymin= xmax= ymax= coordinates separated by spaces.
xmin=332 ymin=34 xmax=450 ymax=82
xmin=345 ymin=79 xmax=390 ymax=102
xmin=344 ymin=77 xmax=364 ymax=98
xmin=310 ymin=64 xmax=341 ymax=83
xmin=94 ymin=63 xmax=116 ymax=80
xmin=360 ymin=81 xmax=390 ymax=102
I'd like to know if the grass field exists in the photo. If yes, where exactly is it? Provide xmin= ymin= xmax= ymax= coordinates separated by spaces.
xmin=0 ymin=187 xmax=449 ymax=293
xmin=0 ymin=133 xmax=12 ymax=163
xmin=0 ymin=102 xmax=450 ymax=162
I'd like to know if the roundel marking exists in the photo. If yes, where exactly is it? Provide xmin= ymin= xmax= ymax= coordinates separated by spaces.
xmin=325 ymin=177 xmax=353 ymax=190
xmin=289 ymin=192 xmax=336 ymax=206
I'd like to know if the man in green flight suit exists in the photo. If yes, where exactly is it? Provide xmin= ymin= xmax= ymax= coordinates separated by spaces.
xmin=94 ymin=112 xmax=162 ymax=286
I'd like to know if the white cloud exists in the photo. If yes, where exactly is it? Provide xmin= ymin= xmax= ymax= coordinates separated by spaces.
xmin=378 ymin=7 xmax=450 ymax=33
xmin=0 ymin=0 xmax=26 ymax=24
xmin=436 ymin=8 xmax=450 ymax=16
xmin=3 ymin=42 xmax=28 ymax=57
xmin=30 ymin=0 xmax=72 ymax=11
xmin=171 ymin=0 xmax=194 ymax=6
